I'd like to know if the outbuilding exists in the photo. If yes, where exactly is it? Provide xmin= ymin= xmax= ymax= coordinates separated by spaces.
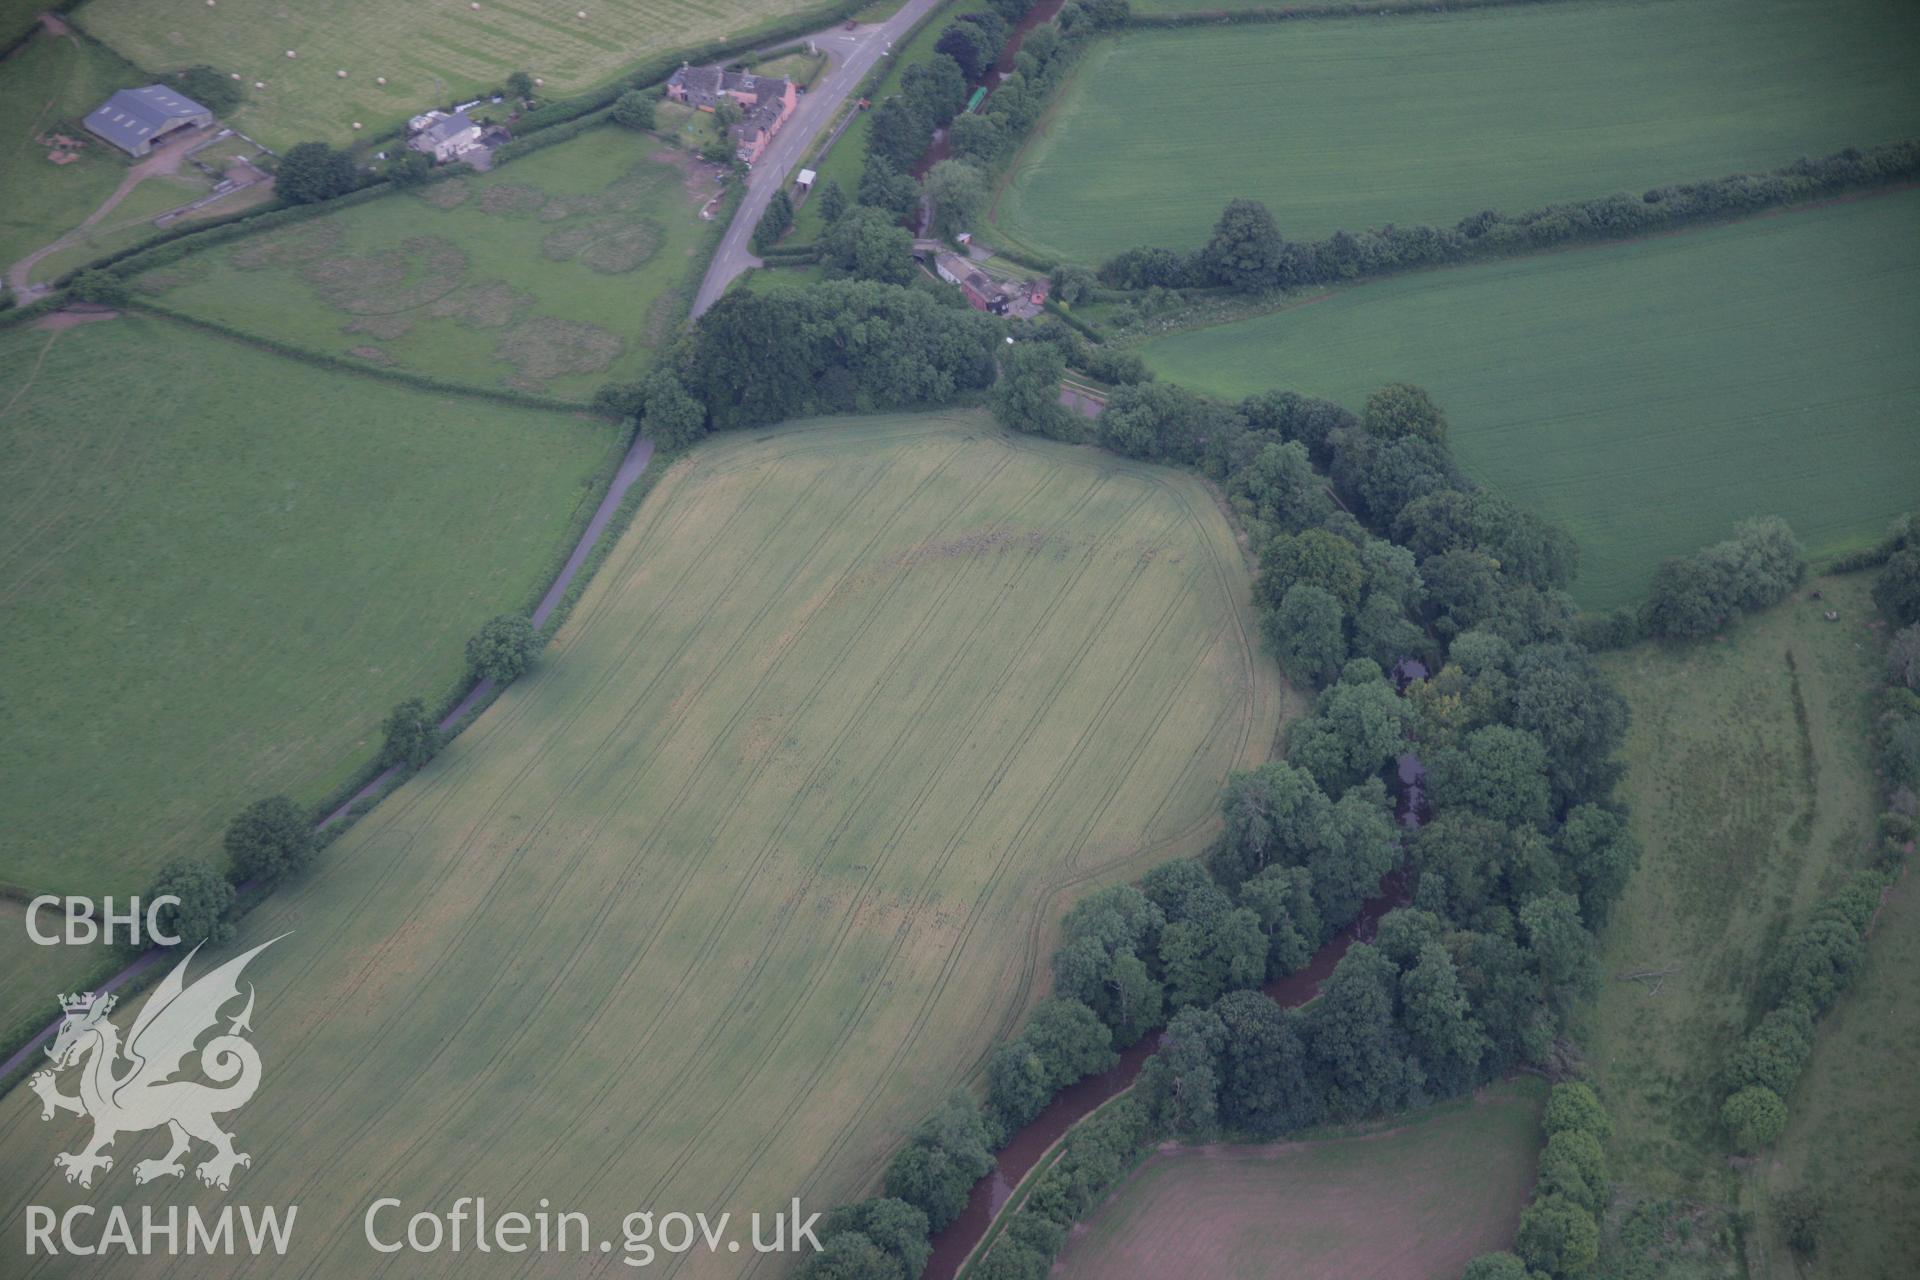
xmin=82 ymin=86 xmax=213 ymax=157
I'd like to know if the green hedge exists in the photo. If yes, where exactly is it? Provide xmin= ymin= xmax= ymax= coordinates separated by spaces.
xmin=1125 ymin=0 xmax=1572 ymax=28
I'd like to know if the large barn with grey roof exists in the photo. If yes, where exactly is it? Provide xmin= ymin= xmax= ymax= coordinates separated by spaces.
xmin=83 ymin=86 xmax=214 ymax=157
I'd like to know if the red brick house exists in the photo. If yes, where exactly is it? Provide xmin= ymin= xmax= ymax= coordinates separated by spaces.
xmin=664 ymin=65 xmax=798 ymax=165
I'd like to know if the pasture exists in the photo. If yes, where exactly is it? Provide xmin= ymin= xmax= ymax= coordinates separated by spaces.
xmin=73 ymin=0 xmax=841 ymax=149
xmin=1052 ymin=1079 xmax=1544 ymax=1280
xmin=136 ymin=127 xmax=719 ymax=395
xmin=1583 ymin=575 xmax=1885 ymax=1263
xmin=0 ymin=411 xmax=1282 ymax=1277
xmin=0 ymin=313 xmax=617 ymax=901
xmin=1139 ymin=191 xmax=1920 ymax=609
xmin=992 ymin=0 xmax=1920 ymax=260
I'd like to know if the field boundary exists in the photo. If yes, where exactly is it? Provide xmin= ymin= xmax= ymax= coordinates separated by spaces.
xmin=1092 ymin=176 xmax=1920 ymax=350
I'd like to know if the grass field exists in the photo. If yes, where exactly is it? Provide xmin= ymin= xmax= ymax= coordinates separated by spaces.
xmin=1139 ymin=191 xmax=1920 ymax=609
xmin=0 ymin=28 xmax=144 ymax=273
xmin=0 ymin=411 xmax=1282 ymax=1276
xmin=1053 ymin=1080 xmax=1544 ymax=1280
xmin=73 ymin=0 xmax=847 ymax=150
xmin=135 ymin=127 xmax=720 ymax=394
xmin=1755 ymin=866 xmax=1920 ymax=1279
xmin=1582 ymin=574 xmax=1886 ymax=1271
xmin=0 ymin=313 xmax=617 ymax=902
xmin=992 ymin=0 xmax=1920 ymax=260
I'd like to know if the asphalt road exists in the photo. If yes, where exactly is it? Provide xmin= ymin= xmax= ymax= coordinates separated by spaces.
xmin=691 ymin=0 xmax=948 ymax=316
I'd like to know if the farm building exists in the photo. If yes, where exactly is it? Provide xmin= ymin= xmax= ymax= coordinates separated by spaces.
xmin=82 ymin=86 xmax=213 ymax=157
xmin=664 ymin=65 xmax=797 ymax=165
xmin=407 ymin=110 xmax=483 ymax=163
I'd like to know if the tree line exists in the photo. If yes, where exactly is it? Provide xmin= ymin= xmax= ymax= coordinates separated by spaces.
xmin=1093 ymin=142 xmax=1920 ymax=294
xmin=804 ymin=368 xmax=1641 ymax=1279
xmin=140 ymin=613 xmax=541 ymax=949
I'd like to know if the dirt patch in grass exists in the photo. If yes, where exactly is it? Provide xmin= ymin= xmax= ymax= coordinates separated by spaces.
xmin=33 ymin=307 xmax=119 ymax=331
xmin=649 ymin=146 xmax=717 ymax=204
xmin=346 ymin=344 xmax=391 ymax=363
xmin=427 ymin=279 xmax=534 ymax=329
xmin=495 ymin=316 xmax=621 ymax=387
xmin=418 ymin=178 xmax=471 ymax=210
xmin=479 ymin=183 xmax=549 ymax=217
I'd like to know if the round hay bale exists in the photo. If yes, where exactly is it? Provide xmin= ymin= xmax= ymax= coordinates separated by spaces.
xmin=337 ymin=69 xmax=348 ymax=78
xmin=376 ymin=76 xmax=387 ymax=85
xmin=285 ymin=50 xmax=296 ymax=58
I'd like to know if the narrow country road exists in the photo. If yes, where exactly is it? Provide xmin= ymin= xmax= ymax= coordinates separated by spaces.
xmin=691 ymin=0 xmax=947 ymax=315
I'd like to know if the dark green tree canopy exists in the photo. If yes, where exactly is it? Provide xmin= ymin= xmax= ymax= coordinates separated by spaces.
xmin=144 ymin=857 xmax=236 ymax=948
xmin=224 ymin=795 xmax=315 ymax=884
xmin=467 ymin=614 xmax=537 ymax=684
xmin=276 ymin=142 xmax=358 ymax=204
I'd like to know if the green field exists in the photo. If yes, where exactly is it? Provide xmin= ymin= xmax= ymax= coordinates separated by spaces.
xmin=1140 ymin=191 xmax=1920 ymax=609
xmin=135 ymin=127 xmax=719 ymax=394
xmin=1582 ymin=574 xmax=1886 ymax=1271
xmin=0 ymin=313 xmax=616 ymax=902
xmin=1757 ymin=863 xmax=1920 ymax=1278
xmin=993 ymin=0 xmax=1920 ymax=260
xmin=1053 ymin=1080 xmax=1544 ymax=1280
xmin=0 ymin=28 xmax=143 ymax=274
xmin=0 ymin=412 xmax=1281 ymax=1273
xmin=73 ymin=0 xmax=840 ymax=149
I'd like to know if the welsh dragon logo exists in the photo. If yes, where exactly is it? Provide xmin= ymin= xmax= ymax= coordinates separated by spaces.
xmin=29 ymin=937 xmax=283 ymax=1191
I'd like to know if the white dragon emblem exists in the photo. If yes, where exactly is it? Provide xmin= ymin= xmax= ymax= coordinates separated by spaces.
xmin=29 ymin=937 xmax=282 ymax=1191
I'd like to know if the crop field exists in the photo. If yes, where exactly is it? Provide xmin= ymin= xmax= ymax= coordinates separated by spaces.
xmin=1052 ymin=1080 xmax=1544 ymax=1280
xmin=1581 ymin=575 xmax=1885 ymax=1259
xmin=1140 ymin=191 xmax=1920 ymax=609
xmin=73 ymin=0 xmax=842 ymax=149
xmin=0 ymin=412 xmax=1281 ymax=1275
xmin=0 ymin=28 xmax=144 ymax=272
xmin=0 ymin=313 xmax=617 ymax=902
xmin=1758 ymin=865 xmax=1920 ymax=1278
xmin=992 ymin=0 xmax=1920 ymax=260
xmin=135 ymin=127 xmax=720 ymax=395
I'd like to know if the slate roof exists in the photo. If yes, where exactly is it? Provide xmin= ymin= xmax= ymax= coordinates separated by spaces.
xmin=83 ymin=85 xmax=211 ymax=153
xmin=420 ymin=111 xmax=478 ymax=147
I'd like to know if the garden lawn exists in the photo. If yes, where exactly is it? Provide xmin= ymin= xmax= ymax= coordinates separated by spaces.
xmin=74 ymin=0 xmax=855 ymax=149
xmin=0 ymin=313 xmax=617 ymax=900
xmin=1052 ymin=1079 xmax=1544 ymax=1280
xmin=134 ymin=127 xmax=719 ymax=396
xmin=1582 ymin=573 xmax=1887 ymax=1269
xmin=0 ymin=28 xmax=144 ymax=272
xmin=1139 ymin=191 xmax=1920 ymax=609
xmin=0 ymin=411 xmax=1282 ymax=1277
xmin=993 ymin=0 xmax=1920 ymax=260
